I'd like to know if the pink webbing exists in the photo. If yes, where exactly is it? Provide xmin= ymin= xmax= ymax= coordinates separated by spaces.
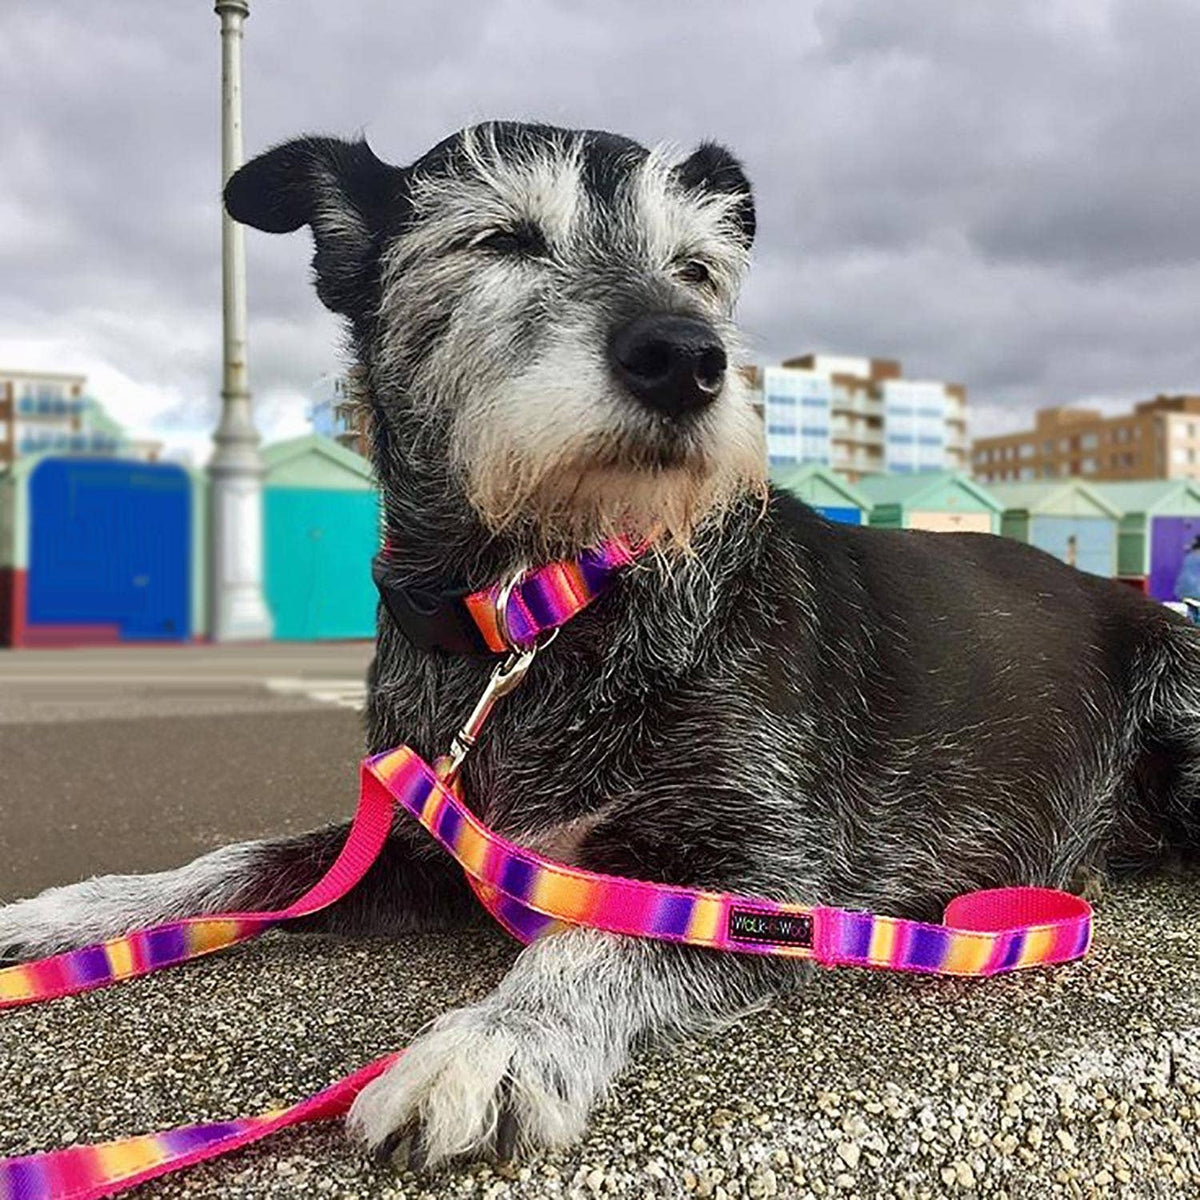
xmin=0 ymin=747 xmax=1092 ymax=1199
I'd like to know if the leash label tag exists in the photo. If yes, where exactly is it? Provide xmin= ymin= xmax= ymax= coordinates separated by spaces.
xmin=727 ymin=907 xmax=813 ymax=948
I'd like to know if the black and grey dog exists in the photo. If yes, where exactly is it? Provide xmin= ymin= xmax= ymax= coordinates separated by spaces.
xmin=3 ymin=122 xmax=1197 ymax=1166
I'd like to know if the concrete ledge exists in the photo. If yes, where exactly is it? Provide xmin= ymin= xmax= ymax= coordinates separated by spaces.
xmin=2 ymin=874 xmax=1197 ymax=1198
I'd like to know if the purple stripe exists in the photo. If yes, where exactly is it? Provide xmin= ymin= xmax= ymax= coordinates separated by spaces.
xmin=435 ymin=802 xmax=463 ymax=847
xmin=159 ymin=1120 xmax=253 ymax=1154
xmin=904 ymin=926 xmax=948 ymax=970
xmin=144 ymin=925 xmax=187 ymax=968
xmin=577 ymin=547 xmax=612 ymax=592
xmin=68 ymin=943 xmax=113 ymax=986
xmin=997 ymin=932 xmax=1025 ymax=970
xmin=495 ymin=895 xmax=557 ymax=941
xmin=653 ymin=893 xmax=695 ymax=938
xmin=1 ymin=1156 xmax=51 ymax=1199
xmin=839 ymin=913 xmax=874 ymax=961
xmin=518 ymin=577 xmax=558 ymax=627
xmin=505 ymin=599 xmax=537 ymax=643
xmin=498 ymin=856 xmax=537 ymax=903
xmin=401 ymin=770 xmax=435 ymax=819
xmin=1072 ymin=921 xmax=1090 ymax=957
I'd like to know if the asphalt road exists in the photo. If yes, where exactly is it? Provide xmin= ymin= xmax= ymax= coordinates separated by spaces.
xmin=1 ymin=644 xmax=1198 ymax=1198
xmin=0 ymin=643 xmax=372 ymax=894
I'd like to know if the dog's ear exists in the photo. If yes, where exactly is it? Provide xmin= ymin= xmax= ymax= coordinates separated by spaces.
xmin=224 ymin=136 xmax=408 ymax=317
xmin=674 ymin=142 xmax=755 ymax=249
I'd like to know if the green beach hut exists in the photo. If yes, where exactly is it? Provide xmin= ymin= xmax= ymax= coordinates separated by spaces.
xmin=858 ymin=472 xmax=1002 ymax=534
xmin=1091 ymin=480 xmax=1200 ymax=600
xmin=772 ymin=463 xmax=869 ymax=525
xmin=262 ymin=434 xmax=380 ymax=641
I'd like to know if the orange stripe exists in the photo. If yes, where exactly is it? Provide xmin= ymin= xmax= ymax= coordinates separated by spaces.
xmin=941 ymin=933 xmax=994 ymax=975
xmin=528 ymin=872 xmax=600 ymax=924
xmin=1017 ymin=927 xmax=1057 ymax=968
xmin=867 ymin=919 xmax=897 ymax=965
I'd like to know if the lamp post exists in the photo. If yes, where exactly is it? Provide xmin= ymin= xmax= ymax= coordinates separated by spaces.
xmin=209 ymin=0 xmax=272 ymax=640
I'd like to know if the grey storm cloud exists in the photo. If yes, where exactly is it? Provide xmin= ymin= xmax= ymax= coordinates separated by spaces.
xmin=2 ymin=0 xmax=1198 ymax=454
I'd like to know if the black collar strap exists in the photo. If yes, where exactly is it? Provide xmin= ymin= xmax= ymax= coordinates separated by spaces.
xmin=371 ymin=554 xmax=494 ymax=657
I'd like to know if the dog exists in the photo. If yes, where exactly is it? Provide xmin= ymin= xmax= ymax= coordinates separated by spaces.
xmin=2 ymin=121 xmax=1197 ymax=1168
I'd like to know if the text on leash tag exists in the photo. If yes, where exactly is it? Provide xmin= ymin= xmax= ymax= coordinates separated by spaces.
xmin=727 ymin=907 xmax=813 ymax=947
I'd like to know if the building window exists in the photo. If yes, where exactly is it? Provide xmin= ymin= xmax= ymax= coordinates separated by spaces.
xmin=1082 ymin=457 xmax=1096 ymax=473
xmin=1081 ymin=433 xmax=1098 ymax=450
xmin=1043 ymin=440 xmax=1055 ymax=456
xmin=1174 ymin=447 xmax=1188 ymax=465
xmin=1019 ymin=443 xmax=1034 ymax=460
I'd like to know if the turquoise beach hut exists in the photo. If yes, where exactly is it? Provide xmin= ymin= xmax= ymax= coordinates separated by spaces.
xmin=262 ymin=435 xmax=380 ymax=640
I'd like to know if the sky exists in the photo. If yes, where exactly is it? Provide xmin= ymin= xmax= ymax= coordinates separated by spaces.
xmin=3 ymin=0 xmax=1199 ymax=462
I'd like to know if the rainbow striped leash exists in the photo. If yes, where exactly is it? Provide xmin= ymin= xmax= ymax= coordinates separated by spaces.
xmin=0 ymin=542 xmax=1093 ymax=1200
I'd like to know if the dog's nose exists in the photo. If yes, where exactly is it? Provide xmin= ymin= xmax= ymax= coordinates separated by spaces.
xmin=609 ymin=315 xmax=727 ymax=418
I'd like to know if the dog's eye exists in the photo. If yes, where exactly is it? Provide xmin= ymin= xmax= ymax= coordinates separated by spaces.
xmin=469 ymin=222 xmax=546 ymax=258
xmin=676 ymin=259 xmax=712 ymax=287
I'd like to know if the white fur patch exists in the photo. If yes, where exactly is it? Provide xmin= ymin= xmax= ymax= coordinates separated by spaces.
xmin=0 ymin=842 xmax=266 ymax=957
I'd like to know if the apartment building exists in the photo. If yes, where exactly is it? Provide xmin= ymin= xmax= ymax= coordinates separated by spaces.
xmin=973 ymin=395 xmax=1200 ymax=484
xmin=0 ymin=370 xmax=162 ymax=465
xmin=746 ymin=355 xmax=968 ymax=482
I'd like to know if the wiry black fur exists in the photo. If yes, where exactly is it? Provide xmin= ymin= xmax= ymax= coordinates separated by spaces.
xmin=4 ymin=122 xmax=1197 ymax=1167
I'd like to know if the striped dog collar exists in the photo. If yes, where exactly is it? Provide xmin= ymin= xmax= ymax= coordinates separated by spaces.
xmin=372 ymin=537 xmax=641 ymax=656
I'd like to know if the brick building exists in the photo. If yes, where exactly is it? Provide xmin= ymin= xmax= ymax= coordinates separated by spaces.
xmin=973 ymin=395 xmax=1200 ymax=484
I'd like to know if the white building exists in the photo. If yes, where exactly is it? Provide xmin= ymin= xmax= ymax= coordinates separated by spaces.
xmin=749 ymin=355 xmax=968 ymax=482
xmin=0 ymin=370 xmax=161 ymax=465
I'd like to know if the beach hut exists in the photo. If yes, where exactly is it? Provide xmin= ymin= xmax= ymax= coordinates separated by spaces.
xmin=1091 ymin=480 xmax=1200 ymax=600
xmin=989 ymin=480 xmax=1120 ymax=578
xmin=858 ymin=471 xmax=1002 ymax=534
xmin=262 ymin=434 xmax=380 ymax=641
xmin=1 ymin=454 xmax=199 ymax=646
xmin=772 ymin=463 xmax=869 ymax=525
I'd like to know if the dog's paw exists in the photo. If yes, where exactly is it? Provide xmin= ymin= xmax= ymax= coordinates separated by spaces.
xmin=347 ymin=1003 xmax=596 ymax=1168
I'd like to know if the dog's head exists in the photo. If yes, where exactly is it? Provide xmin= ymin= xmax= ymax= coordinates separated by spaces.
xmin=226 ymin=122 xmax=765 ymax=555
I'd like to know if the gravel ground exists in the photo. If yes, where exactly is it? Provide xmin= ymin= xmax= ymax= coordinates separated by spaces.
xmin=2 ymin=872 xmax=1197 ymax=1199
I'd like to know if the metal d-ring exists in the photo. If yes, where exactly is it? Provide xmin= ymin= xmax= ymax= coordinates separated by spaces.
xmin=495 ymin=566 xmax=560 ymax=655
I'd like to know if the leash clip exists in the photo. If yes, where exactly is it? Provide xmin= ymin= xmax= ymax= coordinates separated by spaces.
xmin=443 ymin=568 xmax=557 ymax=783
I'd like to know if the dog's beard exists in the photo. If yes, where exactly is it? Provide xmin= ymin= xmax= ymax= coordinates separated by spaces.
xmin=452 ymin=389 xmax=767 ymax=556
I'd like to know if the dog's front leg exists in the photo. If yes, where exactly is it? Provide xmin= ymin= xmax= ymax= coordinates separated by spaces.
xmin=349 ymin=925 xmax=798 ymax=1166
xmin=0 ymin=825 xmax=476 ymax=961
